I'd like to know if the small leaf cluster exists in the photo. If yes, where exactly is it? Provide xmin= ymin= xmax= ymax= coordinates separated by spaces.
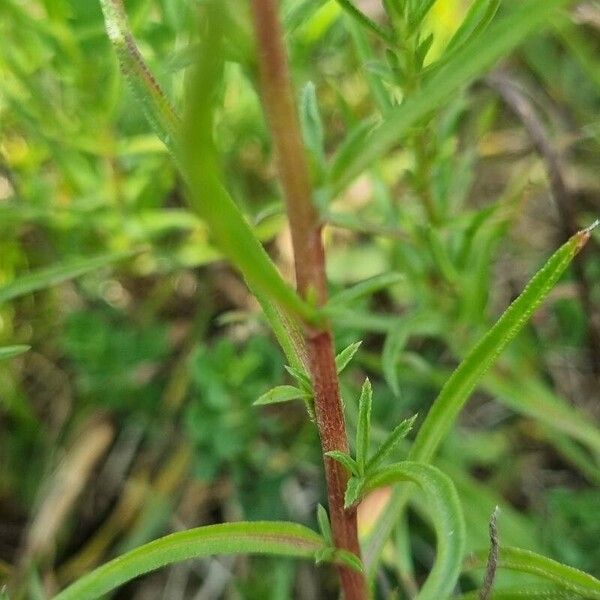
xmin=254 ymin=341 xmax=363 ymax=419
xmin=327 ymin=378 xmax=417 ymax=508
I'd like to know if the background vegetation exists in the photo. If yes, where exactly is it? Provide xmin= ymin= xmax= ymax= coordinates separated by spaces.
xmin=0 ymin=0 xmax=599 ymax=598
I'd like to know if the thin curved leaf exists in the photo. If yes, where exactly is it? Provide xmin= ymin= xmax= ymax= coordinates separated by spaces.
xmin=99 ymin=0 xmax=180 ymax=153
xmin=52 ymin=522 xmax=325 ymax=600
xmin=465 ymin=547 xmax=600 ymax=599
xmin=363 ymin=224 xmax=595 ymax=571
xmin=356 ymin=378 xmax=373 ymax=473
xmin=362 ymin=462 xmax=465 ymax=600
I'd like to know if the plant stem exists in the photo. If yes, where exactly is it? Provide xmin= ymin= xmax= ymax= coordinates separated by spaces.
xmin=249 ymin=1 xmax=368 ymax=598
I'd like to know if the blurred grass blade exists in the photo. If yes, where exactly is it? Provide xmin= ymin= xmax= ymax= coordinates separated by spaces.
xmin=363 ymin=224 xmax=595 ymax=572
xmin=465 ymin=547 xmax=600 ymax=598
xmin=0 ymin=345 xmax=30 ymax=361
xmin=328 ymin=0 xmax=571 ymax=194
xmin=326 ymin=450 xmax=360 ymax=476
xmin=356 ymin=378 xmax=373 ymax=473
xmin=0 ymin=251 xmax=137 ymax=305
xmin=52 ymin=522 xmax=326 ymax=600
xmin=100 ymin=0 xmax=180 ymax=153
xmin=363 ymin=462 xmax=465 ymax=600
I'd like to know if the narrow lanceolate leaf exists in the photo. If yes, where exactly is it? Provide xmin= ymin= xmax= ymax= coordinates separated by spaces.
xmin=328 ymin=0 xmax=572 ymax=194
xmin=363 ymin=463 xmax=466 ymax=600
xmin=52 ymin=522 xmax=326 ymax=600
xmin=465 ymin=547 xmax=600 ymax=599
xmin=100 ymin=0 xmax=180 ymax=153
xmin=0 ymin=251 xmax=138 ymax=305
xmin=410 ymin=225 xmax=595 ymax=465
xmin=444 ymin=0 xmax=501 ymax=56
xmin=316 ymin=504 xmax=332 ymax=545
xmin=408 ymin=0 xmax=437 ymax=32
xmin=300 ymin=82 xmax=326 ymax=174
xmin=254 ymin=385 xmax=310 ymax=406
xmin=356 ymin=378 xmax=373 ymax=473
xmin=0 ymin=345 xmax=30 ymax=361
xmin=344 ymin=476 xmax=365 ymax=508
xmin=363 ymin=224 xmax=595 ymax=572
xmin=325 ymin=451 xmax=359 ymax=477
xmin=335 ymin=341 xmax=362 ymax=374
xmin=366 ymin=414 xmax=418 ymax=471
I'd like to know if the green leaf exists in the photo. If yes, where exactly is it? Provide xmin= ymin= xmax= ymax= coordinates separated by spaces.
xmin=346 ymin=15 xmax=393 ymax=112
xmin=328 ymin=0 xmax=572 ymax=194
xmin=363 ymin=225 xmax=595 ymax=572
xmin=52 ymin=522 xmax=326 ymax=600
xmin=465 ymin=547 xmax=600 ymax=599
xmin=99 ymin=0 xmax=180 ymax=154
xmin=0 ymin=251 xmax=137 ymax=305
xmin=314 ymin=546 xmax=335 ymax=565
xmin=0 ymin=345 xmax=30 ymax=361
xmin=408 ymin=0 xmax=438 ymax=31
xmin=284 ymin=365 xmax=312 ymax=393
xmin=300 ymin=82 xmax=326 ymax=176
xmin=410 ymin=226 xmax=594 ymax=465
xmin=254 ymin=385 xmax=310 ymax=406
xmin=316 ymin=504 xmax=332 ymax=545
xmin=335 ymin=341 xmax=362 ymax=374
xmin=366 ymin=414 xmax=418 ymax=471
xmin=334 ymin=549 xmax=364 ymax=573
xmin=356 ymin=378 xmax=372 ymax=473
xmin=325 ymin=451 xmax=360 ymax=477
xmin=363 ymin=462 xmax=466 ymax=600
xmin=328 ymin=272 xmax=404 ymax=307
xmin=444 ymin=0 xmax=501 ymax=56
xmin=344 ymin=476 xmax=365 ymax=508
xmin=415 ymin=33 xmax=434 ymax=68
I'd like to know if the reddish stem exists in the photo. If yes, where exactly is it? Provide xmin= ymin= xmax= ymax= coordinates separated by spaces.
xmin=249 ymin=1 xmax=368 ymax=598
